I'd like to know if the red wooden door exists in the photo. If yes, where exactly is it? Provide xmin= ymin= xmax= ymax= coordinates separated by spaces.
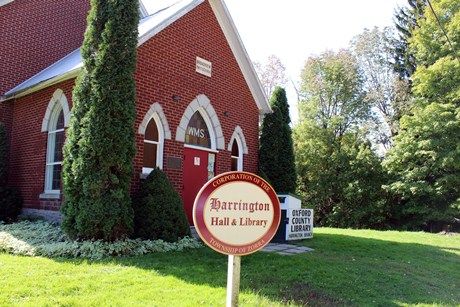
xmin=183 ymin=148 xmax=209 ymax=224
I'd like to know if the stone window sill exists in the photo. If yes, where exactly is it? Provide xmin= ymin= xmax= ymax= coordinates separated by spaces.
xmin=140 ymin=172 xmax=150 ymax=180
xmin=39 ymin=193 xmax=61 ymax=200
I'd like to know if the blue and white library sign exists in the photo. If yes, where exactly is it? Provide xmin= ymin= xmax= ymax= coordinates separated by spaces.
xmin=286 ymin=208 xmax=313 ymax=240
xmin=275 ymin=194 xmax=314 ymax=242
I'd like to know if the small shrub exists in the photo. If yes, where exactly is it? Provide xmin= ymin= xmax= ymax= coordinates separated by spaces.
xmin=0 ymin=220 xmax=201 ymax=259
xmin=0 ymin=187 xmax=23 ymax=223
xmin=133 ymin=168 xmax=190 ymax=242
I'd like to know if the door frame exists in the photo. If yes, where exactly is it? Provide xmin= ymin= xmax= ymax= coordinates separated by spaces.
xmin=184 ymin=143 xmax=219 ymax=153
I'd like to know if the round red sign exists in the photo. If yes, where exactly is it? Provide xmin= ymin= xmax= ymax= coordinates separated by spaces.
xmin=193 ymin=172 xmax=281 ymax=256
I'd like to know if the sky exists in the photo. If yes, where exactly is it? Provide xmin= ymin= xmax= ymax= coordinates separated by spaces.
xmin=224 ymin=0 xmax=407 ymax=123
xmin=144 ymin=0 xmax=408 ymax=123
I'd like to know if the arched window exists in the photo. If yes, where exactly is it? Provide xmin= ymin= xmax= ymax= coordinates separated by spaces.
xmin=185 ymin=111 xmax=212 ymax=149
xmin=231 ymin=138 xmax=243 ymax=171
xmin=143 ymin=114 xmax=163 ymax=173
xmin=45 ymin=106 xmax=65 ymax=193
xmin=228 ymin=126 xmax=248 ymax=172
xmin=176 ymin=95 xmax=224 ymax=150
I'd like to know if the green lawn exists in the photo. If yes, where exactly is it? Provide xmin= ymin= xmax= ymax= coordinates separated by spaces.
xmin=0 ymin=228 xmax=458 ymax=306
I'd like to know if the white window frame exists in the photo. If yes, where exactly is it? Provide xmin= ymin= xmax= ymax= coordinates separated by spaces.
xmin=142 ymin=113 xmax=164 ymax=175
xmin=231 ymin=137 xmax=243 ymax=171
xmin=44 ymin=105 xmax=64 ymax=194
xmin=0 ymin=0 xmax=14 ymax=7
xmin=139 ymin=1 xmax=149 ymax=18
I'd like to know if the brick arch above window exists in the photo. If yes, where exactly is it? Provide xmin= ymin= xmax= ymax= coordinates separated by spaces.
xmin=41 ymin=89 xmax=71 ymax=132
xmin=138 ymin=102 xmax=171 ymax=139
xmin=175 ymin=94 xmax=225 ymax=150
xmin=228 ymin=125 xmax=248 ymax=154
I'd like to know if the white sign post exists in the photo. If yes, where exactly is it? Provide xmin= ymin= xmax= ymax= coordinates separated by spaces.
xmin=193 ymin=172 xmax=281 ymax=307
xmin=226 ymin=255 xmax=241 ymax=307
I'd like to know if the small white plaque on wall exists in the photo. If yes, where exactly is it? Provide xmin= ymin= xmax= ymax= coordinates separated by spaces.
xmin=196 ymin=56 xmax=212 ymax=77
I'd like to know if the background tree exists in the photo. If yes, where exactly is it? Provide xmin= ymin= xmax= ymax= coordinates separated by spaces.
xmin=384 ymin=0 xmax=460 ymax=230
xmin=393 ymin=0 xmax=427 ymax=80
xmin=259 ymin=86 xmax=296 ymax=193
xmin=383 ymin=103 xmax=459 ymax=230
xmin=295 ymin=50 xmax=388 ymax=228
xmin=299 ymin=50 xmax=370 ymax=134
xmin=352 ymin=27 xmax=413 ymax=149
xmin=62 ymin=0 xmax=139 ymax=240
xmin=295 ymin=125 xmax=388 ymax=228
xmin=253 ymin=55 xmax=288 ymax=98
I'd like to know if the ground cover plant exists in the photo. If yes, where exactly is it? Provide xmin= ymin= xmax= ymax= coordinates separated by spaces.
xmin=0 ymin=221 xmax=200 ymax=259
xmin=0 ymin=227 xmax=458 ymax=306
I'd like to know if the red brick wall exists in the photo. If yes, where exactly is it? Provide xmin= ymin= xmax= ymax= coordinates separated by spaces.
xmin=7 ymin=1 xmax=260 ymax=210
xmin=7 ymin=79 xmax=75 ymax=209
xmin=133 ymin=1 xmax=260 ymax=194
xmin=0 ymin=0 xmax=89 ymax=95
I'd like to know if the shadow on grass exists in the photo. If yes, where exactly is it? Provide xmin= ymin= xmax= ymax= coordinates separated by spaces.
xmin=51 ymin=232 xmax=459 ymax=306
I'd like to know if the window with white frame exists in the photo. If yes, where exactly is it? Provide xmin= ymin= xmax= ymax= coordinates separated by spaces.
xmin=0 ymin=0 xmax=14 ymax=7
xmin=231 ymin=138 xmax=243 ymax=171
xmin=45 ymin=106 xmax=65 ymax=193
xmin=143 ymin=114 xmax=163 ymax=173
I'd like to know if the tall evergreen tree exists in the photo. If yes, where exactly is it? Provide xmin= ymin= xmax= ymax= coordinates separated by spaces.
xmin=61 ymin=0 xmax=139 ymax=240
xmin=393 ymin=0 xmax=427 ymax=80
xmin=259 ymin=86 xmax=296 ymax=193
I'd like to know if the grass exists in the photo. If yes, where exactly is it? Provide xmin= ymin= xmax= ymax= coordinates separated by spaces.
xmin=0 ymin=228 xmax=459 ymax=306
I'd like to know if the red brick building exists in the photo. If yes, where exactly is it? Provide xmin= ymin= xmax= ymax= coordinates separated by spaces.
xmin=0 ymin=0 xmax=270 ymax=223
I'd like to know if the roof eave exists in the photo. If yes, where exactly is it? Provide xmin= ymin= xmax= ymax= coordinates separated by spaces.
xmin=208 ymin=0 xmax=271 ymax=114
xmin=1 ymin=0 xmax=204 ymax=102
xmin=1 ymin=68 xmax=81 ymax=102
xmin=2 ymin=0 xmax=272 ymax=115
xmin=137 ymin=0 xmax=204 ymax=47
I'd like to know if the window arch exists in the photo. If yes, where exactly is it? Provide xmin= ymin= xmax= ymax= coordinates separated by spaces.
xmin=228 ymin=126 xmax=248 ymax=154
xmin=185 ymin=111 xmax=213 ymax=149
xmin=138 ymin=103 xmax=170 ymax=175
xmin=228 ymin=126 xmax=248 ymax=171
xmin=142 ymin=113 xmax=164 ymax=173
xmin=44 ymin=105 xmax=65 ymax=193
xmin=175 ymin=94 xmax=225 ymax=150
xmin=42 ymin=89 xmax=70 ymax=195
xmin=230 ymin=137 xmax=243 ymax=171
xmin=41 ymin=89 xmax=70 ymax=132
